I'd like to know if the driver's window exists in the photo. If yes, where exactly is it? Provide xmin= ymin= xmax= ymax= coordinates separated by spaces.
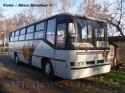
xmin=68 ymin=23 xmax=76 ymax=42
xmin=81 ymin=27 xmax=87 ymax=39
xmin=56 ymin=24 xmax=66 ymax=48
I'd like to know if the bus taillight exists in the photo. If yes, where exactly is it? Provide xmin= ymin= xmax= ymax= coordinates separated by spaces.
xmin=102 ymin=51 xmax=106 ymax=59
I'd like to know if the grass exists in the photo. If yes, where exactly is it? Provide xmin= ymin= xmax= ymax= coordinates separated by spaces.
xmin=102 ymin=70 xmax=125 ymax=80
xmin=93 ymin=70 xmax=125 ymax=89
xmin=69 ymin=70 xmax=125 ymax=93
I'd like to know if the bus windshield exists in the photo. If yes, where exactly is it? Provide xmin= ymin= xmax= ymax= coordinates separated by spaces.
xmin=67 ymin=17 xmax=109 ymax=49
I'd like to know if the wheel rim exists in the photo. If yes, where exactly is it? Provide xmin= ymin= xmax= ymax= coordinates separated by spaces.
xmin=45 ymin=63 xmax=51 ymax=75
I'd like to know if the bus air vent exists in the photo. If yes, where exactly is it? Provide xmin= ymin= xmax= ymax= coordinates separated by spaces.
xmin=97 ymin=60 xmax=104 ymax=63
xmin=86 ymin=61 xmax=95 ymax=64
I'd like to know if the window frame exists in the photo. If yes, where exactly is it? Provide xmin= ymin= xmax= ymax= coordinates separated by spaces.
xmin=19 ymin=34 xmax=26 ymax=41
xmin=14 ymin=35 xmax=19 ymax=41
xmin=20 ymin=28 xmax=26 ymax=35
xmin=34 ymin=21 xmax=45 ymax=40
xmin=11 ymin=32 xmax=15 ymax=37
xmin=15 ymin=30 xmax=20 ymax=36
xmin=56 ymin=23 xmax=67 ymax=49
xmin=27 ymin=25 xmax=34 ymax=34
xmin=36 ymin=22 xmax=45 ymax=32
xmin=25 ymin=32 xmax=34 ymax=40
xmin=46 ymin=18 xmax=56 ymax=45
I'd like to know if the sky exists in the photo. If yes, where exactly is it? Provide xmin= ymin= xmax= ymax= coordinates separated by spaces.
xmin=0 ymin=0 xmax=34 ymax=17
xmin=0 ymin=0 xmax=83 ymax=18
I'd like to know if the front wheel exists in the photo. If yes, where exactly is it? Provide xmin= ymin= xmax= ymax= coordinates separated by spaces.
xmin=44 ymin=62 xmax=55 ymax=79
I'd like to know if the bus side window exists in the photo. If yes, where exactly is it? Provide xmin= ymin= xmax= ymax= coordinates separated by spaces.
xmin=15 ymin=31 xmax=19 ymax=36
xmin=46 ymin=18 xmax=56 ymax=44
xmin=19 ymin=35 xmax=25 ymax=40
xmin=27 ymin=25 xmax=34 ymax=33
xmin=56 ymin=24 xmax=66 ymax=48
xmin=14 ymin=31 xmax=19 ymax=41
xmin=25 ymin=33 xmax=34 ymax=40
xmin=12 ymin=32 xmax=15 ymax=37
xmin=10 ymin=37 xmax=14 ymax=42
xmin=14 ymin=36 xmax=19 ymax=41
xmin=10 ymin=32 xmax=15 ymax=42
xmin=20 ymin=28 xmax=26 ymax=35
xmin=34 ymin=22 xmax=45 ymax=39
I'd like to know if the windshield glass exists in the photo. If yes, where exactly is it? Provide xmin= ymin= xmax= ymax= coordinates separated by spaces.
xmin=67 ymin=17 xmax=109 ymax=49
xmin=94 ymin=22 xmax=109 ymax=48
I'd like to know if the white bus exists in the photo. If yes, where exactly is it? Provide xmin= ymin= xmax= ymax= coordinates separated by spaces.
xmin=8 ymin=13 xmax=111 ymax=79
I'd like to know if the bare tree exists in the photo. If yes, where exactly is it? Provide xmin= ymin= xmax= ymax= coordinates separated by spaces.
xmin=35 ymin=0 xmax=56 ymax=19
xmin=79 ymin=0 xmax=125 ymax=36
xmin=0 ymin=8 xmax=5 ymax=43
xmin=34 ymin=0 xmax=75 ymax=18
xmin=59 ymin=0 xmax=74 ymax=12
xmin=9 ymin=8 xmax=37 ymax=30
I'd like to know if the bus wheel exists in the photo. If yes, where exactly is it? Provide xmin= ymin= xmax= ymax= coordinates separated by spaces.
xmin=44 ymin=62 xmax=55 ymax=79
xmin=15 ymin=55 xmax=20 ymax=65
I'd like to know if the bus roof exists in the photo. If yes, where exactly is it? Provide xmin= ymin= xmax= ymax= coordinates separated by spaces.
xmin=11 ymin=13 xmax=105 ymax=33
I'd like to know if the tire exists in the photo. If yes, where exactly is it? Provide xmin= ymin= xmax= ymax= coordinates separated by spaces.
xmin=15 ymin=55 xmax=20 ymax=65
xmin=44 ymin=62 xmax=55 ymax=80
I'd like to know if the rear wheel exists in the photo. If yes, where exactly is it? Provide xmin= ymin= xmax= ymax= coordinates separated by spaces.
xmin=44 ymin=61 xmax=55 ymax=79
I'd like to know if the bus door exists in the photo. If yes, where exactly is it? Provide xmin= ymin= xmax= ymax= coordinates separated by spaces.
xmin=54 ymin=23 xmax=68 ymax=78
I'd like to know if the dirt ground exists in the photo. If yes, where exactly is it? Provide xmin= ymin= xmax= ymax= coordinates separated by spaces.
xmin=0 ymin=54 xmax=124 ymax=93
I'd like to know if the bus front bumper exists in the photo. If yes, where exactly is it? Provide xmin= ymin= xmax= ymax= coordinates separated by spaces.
xmin=68 ymin=64 xmax=111 ymax=79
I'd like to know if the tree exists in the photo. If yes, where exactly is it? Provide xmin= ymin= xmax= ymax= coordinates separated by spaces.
xmin=9 ymin=8 xmax=37 ymax=30
xmin=79 ymin=0 xmax=125 ymax=36
xmin=34 ymin=0 xmax=75 ymax=18
xmin=58 ymin=0 xmax=75 ymax=13
xmin=35 ymin=0 xmax=56 ymax=19
xmin=0 ymin=8 xmax=5 ymax=43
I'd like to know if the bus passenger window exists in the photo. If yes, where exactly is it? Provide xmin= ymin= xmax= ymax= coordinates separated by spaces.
xmin=36 ymin=22 xmax=44 ymax=31
xmin=46 ymin=19 xmax=56 ymax=44
xmin=34 ymin=22 xmax=45 ymax=39
xmin=10 ymin=37 xmax=14 ymax=41
xmin=26 ymin=33 xmax=34 ymax=40
xmin=14 ymin=36 xmax=19 ymax=41
xmin=56 ymin=24 xmax=66 ymax=48
xmin=20 ymin=28 xmax=26 ymax=35
xmin=19 ymin=35 xmax=25 ymax=40
xmin=34 ymin=31 xmax=44 ymax=39
xmin=27 ymin=25 xmax=34 ymax=33
xmin=10 ymin=32 xmax=15 ymax=42
xmin=15 ymin=31 xmax=19 ymax=36
xmin=12 ymin=32 xmax=15 ymax=37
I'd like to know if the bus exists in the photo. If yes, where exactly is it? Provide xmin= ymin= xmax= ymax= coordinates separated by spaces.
xmin=8 ymin=13 xmax=111 ymax=79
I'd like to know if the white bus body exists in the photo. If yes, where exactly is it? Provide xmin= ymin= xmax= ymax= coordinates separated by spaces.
xmin=8 ymin=13 xmax=111 ymax=79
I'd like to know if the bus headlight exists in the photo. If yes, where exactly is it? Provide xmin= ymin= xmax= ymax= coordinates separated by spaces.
xmin=70 ymin=62 xmax=84 ymax=66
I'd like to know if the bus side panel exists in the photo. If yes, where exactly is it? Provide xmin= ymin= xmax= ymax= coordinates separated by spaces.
xmin=17 ymin=41 xmax=28 ymax=63
xmin=54 ymin=50 xmax=71 ymax=78
xmin=32 ymin=56 xmax=42 ymax=68
xmin=32 ymin=40 xmax=55 ymax=68
xmin=22 ymin=40 xmax=33 ymax=64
